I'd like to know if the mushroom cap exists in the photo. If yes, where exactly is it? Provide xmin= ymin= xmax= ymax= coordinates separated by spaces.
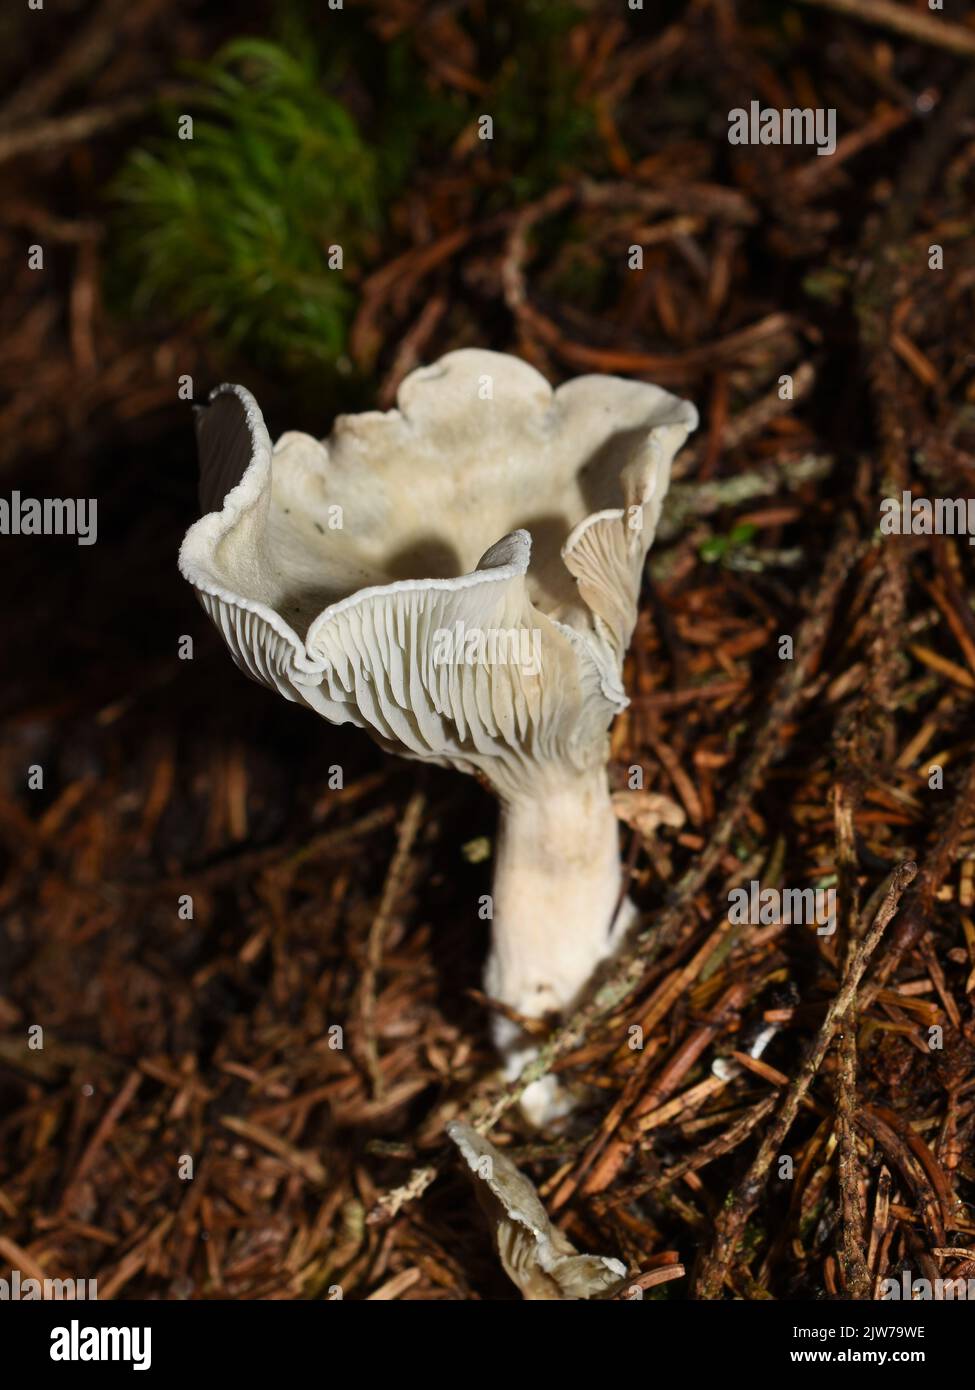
xmin=179 ymin=350 xmax=697 ymax=795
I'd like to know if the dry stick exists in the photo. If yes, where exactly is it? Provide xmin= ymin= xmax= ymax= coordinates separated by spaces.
xmin=788 ymin=107 xmax=913 ymax=199
xmin=368 ymin=520 xmax=861 ymax=1224
xmin=857 ymin=754 xmax=975 ymax=1019
xmin=0 ymin=1235 xmax=48 ymax=1284
xmin=358 ymin=790 xmax=426 ymax=1099
xmin=867 ymin=1167 xmax=893 ymax=1287
xmin=793 ymin=0 xmax=975 ymax=58
xmin=693 ymin=860 xmax=917 ymax=1299
xmin=855 ymin=1108 xmax=948 ymax=1246
xmin=833 ymin=777 xmax=872 ymax=1299
xmin=842 ymin=72 xmax=975 ymax=801
xmin=58 ymin=1068 xmax=142 ymax=1216
xmin=378 ymin=293 xmax=448 ymax=406
xmin=672 ymin=362 xmax=816 ymax=480
xmin=610 ymin=1094 xmax=778 ymax=1205
xmin=660 ymin=456 xmax=834 ymax=550
xmin=554 ymin=981 xmax=747 ymax=1207
xmin=578 ymin=177 xmax=757 ymax=226
xmin=101 ymin=803 xmax=398 ymax=903
xmin=0 ymin=0 xmax=169 ymax=125
xmin=832 ymin=80 xmax=975 ymax=1269
xmin=502 ymin=186 xmax=791 ymax=386
xmin=0 ymin=85 xmax=194 ymax=166
xmin=219 ymin=1116 xmax=326 ymax=1186
xmin=97 ymin=1215 xmax=174 ymax=1301
xmin=656 ymin=1096 xmax=779 ymax=1191
xmin=836 ymin=1002 xmax=871 ymax=1295
xmin=904 ymin=756 xmax=975 ymax=924
xmin=833 ymin=91 xmax=975 ymax=1287
xmin=355 ymin=178 xmax=755 ymax=372
xmin=0 ymin=98 xmax=146 ymax=164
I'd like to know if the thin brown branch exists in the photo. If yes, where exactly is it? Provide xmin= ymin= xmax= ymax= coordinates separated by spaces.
xmin=693 ymin=859 xmax=917 ymax=1298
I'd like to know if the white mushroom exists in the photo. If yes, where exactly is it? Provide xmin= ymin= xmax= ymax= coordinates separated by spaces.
xmin=446 ymin=1120 xmax=627 ymax=1300
xmin=179 ymin=349 xmax=697 ymax=1123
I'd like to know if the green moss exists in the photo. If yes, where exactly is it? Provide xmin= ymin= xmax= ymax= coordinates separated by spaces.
xmin=108 ymin=38 xmax=384 ymax=373
xmin=802 ymin=266 xmax=849 ymax=305
xmin=107 ymin=4 xmax=604 ymax=373
xmin=699 ymin=522 xmax=758 ymax=563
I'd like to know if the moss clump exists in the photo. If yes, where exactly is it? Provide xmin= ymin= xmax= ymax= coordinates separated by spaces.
xmin=110 ymin=39 xmax=382 ymax=372
xmin=108 ymin=5 xmax=604 ymax=375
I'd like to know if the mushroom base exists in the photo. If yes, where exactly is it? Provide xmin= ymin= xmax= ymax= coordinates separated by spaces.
xmin=485 ymin=767 xmax=633 ymax=1125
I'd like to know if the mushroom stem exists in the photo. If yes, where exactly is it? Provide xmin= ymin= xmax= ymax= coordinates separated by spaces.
xmin=485 ymin=765 xmax=633 ymax=1124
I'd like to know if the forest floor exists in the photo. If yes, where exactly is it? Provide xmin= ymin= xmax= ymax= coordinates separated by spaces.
xmin=1 ymin=0 xmax=974 ymax=1300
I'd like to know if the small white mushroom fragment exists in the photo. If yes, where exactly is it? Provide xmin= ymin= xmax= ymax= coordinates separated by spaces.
xmin=179 ymin=349 xmax=697 ymax=1124
xmin=446 ymin=1120 xmax=627 ymax=1300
